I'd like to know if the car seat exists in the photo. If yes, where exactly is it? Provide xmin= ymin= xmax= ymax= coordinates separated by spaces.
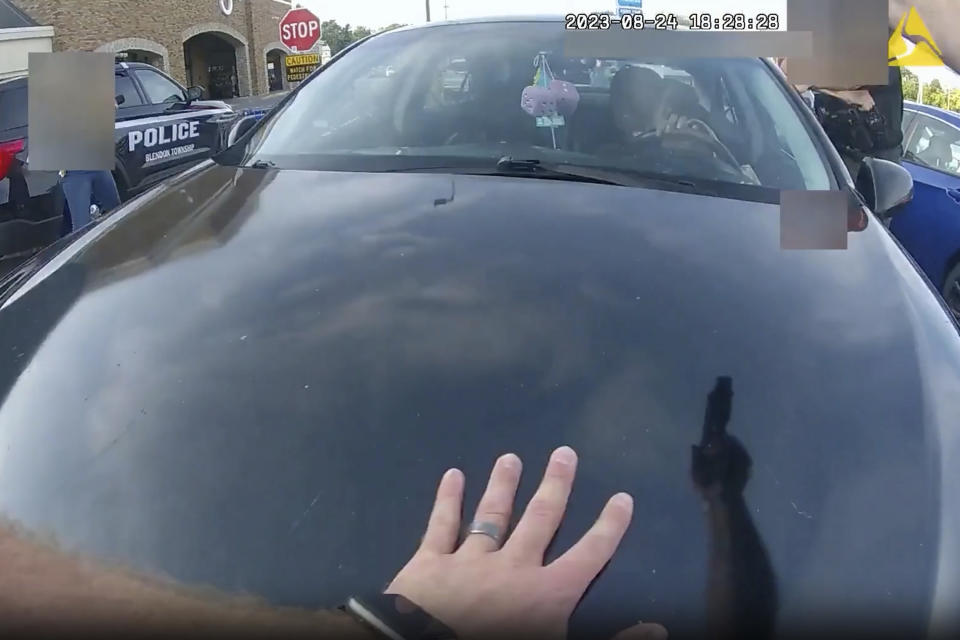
xmin=457 ymin=58 xmax=542 ymax=147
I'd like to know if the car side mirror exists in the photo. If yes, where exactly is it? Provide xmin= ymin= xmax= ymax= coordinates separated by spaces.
xmin=185 ymin=86 xmax=204 ymax=102
xmin=227 ymin=114 xmax=259 ymax=147
xmin=115 ymin=94 xmax=125 ymax=106
xmin=856 ymin=157 xmax=913 ymax=220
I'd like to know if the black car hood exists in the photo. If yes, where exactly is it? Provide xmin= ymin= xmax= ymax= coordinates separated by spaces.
xmin=1 ymin=164 xmax=959 ymax=637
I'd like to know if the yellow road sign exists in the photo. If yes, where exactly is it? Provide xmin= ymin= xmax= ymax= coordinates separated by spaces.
xmin=285 ymin=53 xmax=320 ymax=83
xmin=285 ymin=53 xmax=319 ymax=67
xmin=888 ymin=7 xmax=944 ymax=67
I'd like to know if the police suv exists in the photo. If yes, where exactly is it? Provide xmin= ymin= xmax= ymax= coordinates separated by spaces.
xmin=0 ymin=61 xmax=237 ymax=273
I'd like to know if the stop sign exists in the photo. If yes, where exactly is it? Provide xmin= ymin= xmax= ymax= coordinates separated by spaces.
xmin=279 ymin=7 xmax=322 ymax=52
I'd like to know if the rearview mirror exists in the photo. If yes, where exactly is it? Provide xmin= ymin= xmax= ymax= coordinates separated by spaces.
xmin=856 ymin=157 xmax=913 ymax=220
xmin=227 ymin=115 xmax=259 ymax=147
xmin=185 ymin=86 xmax=204 ymax=102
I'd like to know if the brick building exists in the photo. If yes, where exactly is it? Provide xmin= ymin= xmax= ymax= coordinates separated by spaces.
xmin=11 ymin=0 xmax=299 ymax=97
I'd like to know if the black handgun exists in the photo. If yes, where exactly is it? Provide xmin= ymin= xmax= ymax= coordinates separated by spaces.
xmin=693 ymin=376 xmax=751 ymax=497
xmin=700 ymin=376 xmax=733 ymax=447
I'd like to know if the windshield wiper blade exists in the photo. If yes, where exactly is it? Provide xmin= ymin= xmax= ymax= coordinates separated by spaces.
xmin=496 ymin=156 xmax=541 ymax=171
xmin=379 ymin=158 xmax=628 ymax=186
xmin=493 ymin=156 xmax=626 ymax=185
xmin=495 ymin=158 xmax=720 ymax=194
xmin=379 ymin=157 xmax=723 ymax=195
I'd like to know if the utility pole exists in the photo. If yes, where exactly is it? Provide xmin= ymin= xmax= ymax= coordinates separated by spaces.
xmin=425 ymin=1 xmax=431 ymax=22
xmin=444 ymin=1 xmax=449 ymax=20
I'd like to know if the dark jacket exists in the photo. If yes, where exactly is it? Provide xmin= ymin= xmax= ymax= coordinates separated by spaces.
xmin=868 ymin=65 xmax=904 ymax=152
xmin=814 ymin=66 xmax=904 ymax=159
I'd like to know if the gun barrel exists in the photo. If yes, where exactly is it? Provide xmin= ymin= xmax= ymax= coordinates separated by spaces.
xmin=701 ymin=376 xmax=734 ymax=443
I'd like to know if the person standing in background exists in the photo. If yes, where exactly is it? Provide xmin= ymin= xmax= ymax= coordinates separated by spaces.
xmin=775 ymin=24 xmax=905 ymax=179
xmin=59 ymin=97 xmax=122 ymax=235
xmin=812 ymin=61 xmax=904 ymax=178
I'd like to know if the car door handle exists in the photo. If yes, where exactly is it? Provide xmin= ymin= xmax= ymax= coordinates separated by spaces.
xmin=948 ymin=188 xmax=960 ymax=205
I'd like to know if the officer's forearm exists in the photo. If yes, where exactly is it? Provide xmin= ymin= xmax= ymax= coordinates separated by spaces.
xmin=0 ymin=520 xmax=374 ymax=638
xmin=818 ymin=89 xmax=875 ymax=111
xmin=703 ymin=494 xmax=778 ymax=639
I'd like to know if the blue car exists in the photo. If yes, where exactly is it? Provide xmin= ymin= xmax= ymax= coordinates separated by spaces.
xmin=891 ymin=101 xmax=960 ymax=319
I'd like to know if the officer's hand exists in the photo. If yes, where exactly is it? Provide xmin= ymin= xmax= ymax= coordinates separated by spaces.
xmin=386 ymin=447 xmax=668 ymax=640
xmin=821 ymin=89 xmax=875 ymax=112
xmin=691 ymin=433 xmax=752 ymax=501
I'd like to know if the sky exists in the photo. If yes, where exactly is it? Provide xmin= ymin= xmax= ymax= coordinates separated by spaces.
xmin=291 ymin=0 xmax=960 ymax=88
xmin=296 ymin=0 xmax=787 ymax=31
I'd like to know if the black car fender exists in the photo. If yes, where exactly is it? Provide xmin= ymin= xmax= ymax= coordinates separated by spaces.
xmin=112 ymin=157 xmax=131 ymax=201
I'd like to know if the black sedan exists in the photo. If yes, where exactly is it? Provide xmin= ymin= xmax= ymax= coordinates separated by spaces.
xmin=1 ymin=17 xmax=959 ymax=640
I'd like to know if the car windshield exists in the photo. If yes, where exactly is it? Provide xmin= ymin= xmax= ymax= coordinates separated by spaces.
xmin=238 ymin=21 xmax=832 ymax=192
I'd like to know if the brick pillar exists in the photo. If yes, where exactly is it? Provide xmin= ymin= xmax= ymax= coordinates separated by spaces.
xmin=245 ymin=0 xmax=268 ymax=95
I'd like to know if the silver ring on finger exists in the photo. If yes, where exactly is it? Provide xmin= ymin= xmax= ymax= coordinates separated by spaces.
xmin=465 ymin=520 xmax=504 ymax=549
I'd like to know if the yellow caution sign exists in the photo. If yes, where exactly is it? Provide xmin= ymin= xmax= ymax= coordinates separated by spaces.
xmin=285 ymin=53 xmax=320 ymax=83
xmin=285 ymin=53 xmax=319 ymax=67
xmin=888 ymin=7 xmax=944 ymax=67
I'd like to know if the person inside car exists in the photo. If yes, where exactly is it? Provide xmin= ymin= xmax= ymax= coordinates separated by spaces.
xmin=609 ymin=65 xmax=666 ymax=145
xmin=601 ymin=66 xmax=750 ymax=185
xmin=655 ymin=80 xmax=738 ymax=152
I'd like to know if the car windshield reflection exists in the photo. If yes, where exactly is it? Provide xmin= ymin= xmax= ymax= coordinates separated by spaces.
xmin=234 ymin=21 xmax=833 ymax=192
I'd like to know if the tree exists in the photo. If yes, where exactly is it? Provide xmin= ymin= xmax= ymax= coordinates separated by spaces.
xmin=320 ymin=20 xmax=378 ymax=55
xmin=352 ymin=26 xmax=372 ymax=41
xmin=924 ymin=79 xmax=946 ymax=108
xmin=947 ymin=88 xmax=960 ymax=113
xmin=379 ymin=23 xmax=408 ymax=33
xmin=320 ymin=20 xmax=351 ymax=55
xmin=901 ymin=68 xmax=919 ymax=102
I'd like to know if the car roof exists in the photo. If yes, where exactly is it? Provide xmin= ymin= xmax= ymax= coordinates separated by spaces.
xmin=388 ymin=14 xmax=566 ymax=31
xmin=0 ymin=0 xmax=37 ymax=29
xmin=118 ymin=61 xmax=165 ymax=71
xmin=0 ymin=75 xmax=26 ymax=88
xmin=904 ymin=101 xmax=960 ymax=127
xmin=0 ymin=61 xmax=159 ymax=86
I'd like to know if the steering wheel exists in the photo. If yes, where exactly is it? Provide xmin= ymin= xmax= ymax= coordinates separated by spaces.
xmin=644 ymin=88 xmax=755 ymax=180
xmin=657 ymin=118 xmax=756 ymax=182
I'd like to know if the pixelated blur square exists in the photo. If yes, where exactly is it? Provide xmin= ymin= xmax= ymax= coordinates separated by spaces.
xmin=563 ymin=30 xmax=811 ymax=61
xmin=785 ymin=0 xmax=889 ymax=87
xmin=780 ymin=190 xmax=849 ymax=250
xmin=27 ymin=52 xmax=114 ymax=172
